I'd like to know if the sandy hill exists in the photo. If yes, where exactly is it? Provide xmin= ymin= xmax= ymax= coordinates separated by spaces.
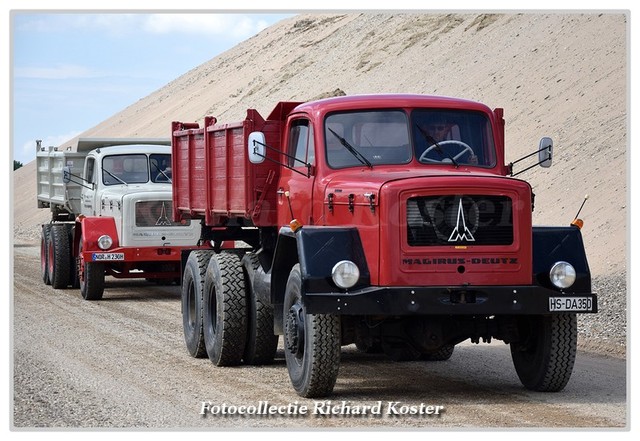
xmin=13 ymin=12 xmax=627 ymax=277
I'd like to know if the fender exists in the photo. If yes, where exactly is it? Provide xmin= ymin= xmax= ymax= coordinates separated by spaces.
xmin=532 ymin=225 xmax=592 ymax=293
xmin=271 ymin=225 xmax=371 ymax=306
xmin=75 ymin=215 xmax=120 ymax=253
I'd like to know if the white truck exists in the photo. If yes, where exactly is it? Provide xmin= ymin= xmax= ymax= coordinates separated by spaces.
xmin=36 ymin=138 xmax=209 ymax=300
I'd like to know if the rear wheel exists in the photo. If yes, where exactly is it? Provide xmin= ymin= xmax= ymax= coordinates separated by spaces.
xmin=510 ymin=314 xmax=577 ymax=392
xmin=78 ymin=237 xmax=105 ymax=300
xmin=66 ymin=224 xmax=79 ymax=289
xmin=182 ymin=250 xmax=215 ymax=358
xmin=242 ymin=253 xmax=279 ymax=365
xmin=283 ymin=264 xmax=341 ymax=398
xmin=48 ymin=224 xmax=71 ymax=289
xmin=40 ymin=224 xmax=52 ymax=285
xmin=203 ymin=252 xmax=247 ymax=366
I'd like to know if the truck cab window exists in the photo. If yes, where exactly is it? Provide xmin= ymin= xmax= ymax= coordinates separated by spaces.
xmin=85 ymin=157 xmax=95 ymax=184
xmin=325 ymin=110 xmax=411 ymax=169
xmin=102 ymin=154 xmax=149 ymax=185
xmin=412 ymin=110 xmax=496 ymax=167
xmin=150 ymin=154 xmax=172 ymax=183
xmin=288 ymin=120 xmax=314 ymax=168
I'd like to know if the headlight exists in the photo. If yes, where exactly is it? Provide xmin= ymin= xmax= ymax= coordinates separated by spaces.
xmin=97 ymin=235 xmax=113 ymax=250
xmin=331 ymin=260 xmax=360 ymax=289
xmin=549 ymin=261 xmax=576 ymax=289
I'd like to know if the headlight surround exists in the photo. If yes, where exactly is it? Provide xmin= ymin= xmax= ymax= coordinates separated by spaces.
xmin=549 ymin=261 xmax=576 ymax=289
xmin=97 ymin=234 xmax=113 ymax=250
xmin=331 ymin=260 xmax=360 ymax=289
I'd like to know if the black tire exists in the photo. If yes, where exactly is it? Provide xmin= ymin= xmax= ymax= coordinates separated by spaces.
xmin=79 ymin=237 xmax=105 ymax=300
xmin=182 ymin=250 xmax=215 ymax=358
xmin=40 ymin=224 xmax=52 ymax=285
xmin=421 ymin=344 xmax=455 ymax=361
xmin=242 ymin=253 xmax=279 ymax=365
xmin=48 ymin=224 xmax=71 ymax=289
xmin=203 ymin=252 xmax=247 ymax=366
xmin=66 ymin=224 xmax=79 ymax=289
xmin=510 ymin=314 xmax=577 ymax=392
xmin=283 ymin=264 xmax=341 ymax=398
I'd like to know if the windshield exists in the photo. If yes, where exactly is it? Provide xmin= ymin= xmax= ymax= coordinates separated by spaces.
xmin=324 ymin=109 xmax=495 ymax=168
xmin=102 ymin=153 xmax=171 ymax=185
xmin=412 ymin=110 xmax=496 ymax=167
xmin=325 ymin=110 xmax=411 ymax=168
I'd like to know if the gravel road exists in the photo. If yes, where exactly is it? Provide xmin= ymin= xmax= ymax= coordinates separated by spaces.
xmin=11 ymin=244 xmax=627 ymax=430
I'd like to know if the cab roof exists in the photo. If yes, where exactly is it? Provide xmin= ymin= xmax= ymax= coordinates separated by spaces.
xmin=291 ymin=94 xmax=494 ymax=116
xmin=77 ymin=138 xmax=170 ymax=153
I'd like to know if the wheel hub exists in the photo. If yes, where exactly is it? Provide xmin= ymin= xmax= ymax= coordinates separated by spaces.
xmin=285 ymin=303 xmax=304 ymax=357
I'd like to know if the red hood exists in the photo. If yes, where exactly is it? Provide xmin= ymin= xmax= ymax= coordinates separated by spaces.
xmin=322 ymin=166 xmax=521 ymax=198
xmin=319 ymin=166 xmax=533 ymax=287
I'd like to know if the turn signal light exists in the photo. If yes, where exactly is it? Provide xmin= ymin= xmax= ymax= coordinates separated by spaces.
xmin=289 ymin=219 xmax=303 ymax=232
xmin=571 ymin=218 xmax=584 ymax=229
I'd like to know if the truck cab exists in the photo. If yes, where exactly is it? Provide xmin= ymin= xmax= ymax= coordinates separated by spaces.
xmin=79 ymin=144 xmax=191 ymax=249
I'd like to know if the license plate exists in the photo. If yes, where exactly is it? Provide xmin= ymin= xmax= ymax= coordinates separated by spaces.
xmin=549 ymin=297 xmax=594 ymax=312
xmin=92 ymin=252 xmax=125 ymax=261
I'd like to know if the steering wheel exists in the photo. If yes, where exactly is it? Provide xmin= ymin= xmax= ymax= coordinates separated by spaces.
xmin=419 ymin=140 xmax=474 ymax=163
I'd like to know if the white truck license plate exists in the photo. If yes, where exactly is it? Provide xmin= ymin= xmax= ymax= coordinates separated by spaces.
xmin=92 ymin=252 xmax=125 ymax=261
xmin=549 ymin=297 xmax=593 ymax=312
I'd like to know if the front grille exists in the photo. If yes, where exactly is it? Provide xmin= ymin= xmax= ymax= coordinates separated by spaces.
xmin=407 ymin=195 xmax=513 ymax=246
xmin=135 ymin=201 xmax=189 ymax=227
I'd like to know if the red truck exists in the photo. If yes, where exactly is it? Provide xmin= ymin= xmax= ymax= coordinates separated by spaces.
xmin=171 ymin=94 xmax=597 ymax=397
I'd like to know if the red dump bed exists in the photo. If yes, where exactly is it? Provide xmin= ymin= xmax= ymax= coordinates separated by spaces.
xmin=171 ymin=103 xmax=299 ymax=227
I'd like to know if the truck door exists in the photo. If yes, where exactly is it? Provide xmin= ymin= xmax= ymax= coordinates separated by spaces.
xmin=80 ymin=156 xmax=97 ymax=216
xmin=277 ymin=119 xmax=317 ymax=226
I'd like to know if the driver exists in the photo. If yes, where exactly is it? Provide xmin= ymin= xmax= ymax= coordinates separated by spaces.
xmin=425 ymin=117 xmax=451 ymax=143
xmin=421 ymin=115 xmax=478 ymax=165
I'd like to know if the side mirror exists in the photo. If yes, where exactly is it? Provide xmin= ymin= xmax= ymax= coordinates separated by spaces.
xmin=63 ymin=166 xmax=71 ymax=183
xmin=538 ymin=137 xmax=553 ymax=168
xmin=248 ymin=132 xmax=266 ymax=164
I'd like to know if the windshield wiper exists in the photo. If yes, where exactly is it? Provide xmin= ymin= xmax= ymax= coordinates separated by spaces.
xmin=151 ymin=162 xmax=172 ymax=183
xmin=328 ymin=128 xmax=372 ymax=168
xmin=103 ymin=168 xmax=128 ymax=186
xmin=416 ymin=124 xmax=458 ymax=167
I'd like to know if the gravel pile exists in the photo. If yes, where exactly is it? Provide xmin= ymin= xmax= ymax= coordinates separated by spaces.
xmin=577 ymin=272 xmax=627 ymax=357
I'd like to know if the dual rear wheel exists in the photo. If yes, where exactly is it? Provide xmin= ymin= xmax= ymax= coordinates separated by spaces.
xmin=181 ymin=251 xmax=279 ymax=367
xmin=181 ymin=253 xmax=341 ymax=398
xmin=40 ymin=223 xmax=77 ymax=290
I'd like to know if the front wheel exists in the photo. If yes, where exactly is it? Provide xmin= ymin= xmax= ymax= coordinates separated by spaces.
xmin=510 ymin=314 xmax=577 ymax=392
xmin=78 ymin=237 xmax=105 ymax=300
xmin=283 ymin=264 xmax=341 ymax=398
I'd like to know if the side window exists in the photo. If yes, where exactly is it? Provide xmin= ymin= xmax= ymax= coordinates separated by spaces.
xmin=85 ymin=157 xmax=95 ymax=184
xmin=287 ymin=119 xmax=314 ymax=168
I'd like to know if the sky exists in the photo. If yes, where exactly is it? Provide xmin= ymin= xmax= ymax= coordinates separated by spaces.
xmin=6 ymin=1 xmax=636 ymax=167
xmin=10 ymin=11 xmax=294 ymax=166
